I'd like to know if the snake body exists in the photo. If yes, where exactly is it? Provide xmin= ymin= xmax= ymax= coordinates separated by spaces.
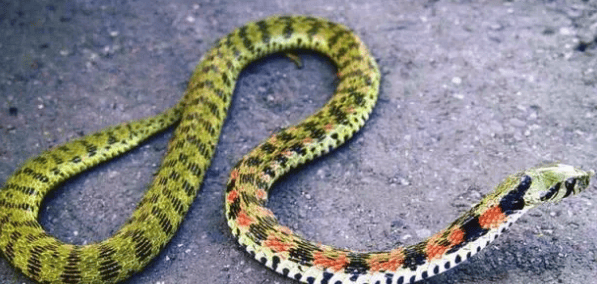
xmin=0 ymin=15 xmax=593 ymax=284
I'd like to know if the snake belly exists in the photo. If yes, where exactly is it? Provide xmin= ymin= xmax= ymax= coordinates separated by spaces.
xmin=0 ymin=15 xmax=593 ymax=284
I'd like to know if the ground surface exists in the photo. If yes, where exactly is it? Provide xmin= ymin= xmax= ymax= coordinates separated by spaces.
xmin=1 ymin=0 xmax=597 ymax=283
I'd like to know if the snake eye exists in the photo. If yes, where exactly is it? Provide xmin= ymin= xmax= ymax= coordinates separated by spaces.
xmin=563 ymin=177 xmax=576 ymax=198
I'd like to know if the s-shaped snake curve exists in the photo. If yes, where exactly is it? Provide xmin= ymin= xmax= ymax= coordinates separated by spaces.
xmin=0 ymin=15 xmax=593 ymax=284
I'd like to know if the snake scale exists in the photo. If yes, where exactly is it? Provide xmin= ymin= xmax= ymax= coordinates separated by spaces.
xmin=0 ymin=15 xmax=594 ymax=284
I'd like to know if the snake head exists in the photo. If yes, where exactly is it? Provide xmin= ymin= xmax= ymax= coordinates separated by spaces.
xmin=525 ymin=164 xmax=594 ymax=206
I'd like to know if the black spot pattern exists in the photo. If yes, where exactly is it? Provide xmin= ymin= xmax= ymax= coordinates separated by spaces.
xmin=227 ymin=198 xmax=241 ymax=220
xmin=272 ymin=255 xmax=280 ymax=271
xmin=345 ymin=253 xmax=370 ymax=279
xmin=461 ymin=216 xmax=489 ymax=243
xmin=98 ymin=244 xmax=122 ymax=282
xmin=564 ymin=177 xmax=576 ymax=198
xmin=60 ymin=247 xmax=82 ymax=284
xmin=288 ymin=240 xmax=318 ymax=266
xmin=21 ymin=168 xmax=50 ymax=183
xmin=151 ymin=206 xmax=173 ymax=235
xmin=500 ymin=175 xmax=532 ymax=213
xmin=255 ymin=20 xmax=271 ymax=45
xmin=540 ymin=182 xmax=560 ymax=201
xmin=263 ymin=166 xmax=276 ymax=178
xmin=244 ymin=156 xmax=262 ymax=166
xmin=131 ymin=229 xmax=153 ymax=262
xmin=402 ymin=247 xmax=426 ymax=271
xmin=26 ymin=245 xmax=43 ymax=279
xmin=3 ymin=231 xmax=22 ymax=262
xmin=274 ymin=154 xmax=288 ymax=168
xmin=455 ymin=255 xmax=462 ymax=264
xmin=260 ymin=142 xmax=276 ymax=154
xmin=321 ymin=271 xmax=334 ymax=284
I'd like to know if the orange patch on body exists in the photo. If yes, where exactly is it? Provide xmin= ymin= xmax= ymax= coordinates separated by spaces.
xmin=313 ymin=250 xmax=349 ymax=272
xmin=264 ymin=235 xmax=294 ymax=253
xmin=257 ymin=207 xmax=274 ymax=217
xmin=367 ymin=249 xmax=405 ymax=272
xmin=259 ymin=172 xmax=272 ymax=183
xmin=230 ymin=169 xmax=239 ymax=180
xmin=324 ymin=123 xmax=334 ymax=132
xmin=255 ymin=189 xmax=267 ymax=200
xmin=279 ymin=226 xmax=293 ymax=235
xmin=236 ymin=211 xmax=254 ymax=228
xmin=425 ymin=243 xmax=449 ymax=260
xmin=302 ymin=137 xmax=313 ymax=144
xmin=226 ymin=190 xmax=238 ymax=203
xmin=424 ymin=233 xmax=449 ymax=260
xmin=478 ymin=206 xmax=506 ymax=229
xmin=447 ymin=228 xmax=465 ymax=245
xmin=269 ymin=136 xmax=278 ymax=144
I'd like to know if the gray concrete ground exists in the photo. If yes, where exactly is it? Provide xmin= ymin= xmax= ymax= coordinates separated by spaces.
xmin=1 ymin=0 xmax=597 ymax=283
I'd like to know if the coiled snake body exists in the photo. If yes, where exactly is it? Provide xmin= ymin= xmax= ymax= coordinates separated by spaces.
xmin=0 ymin=15 xmax=593 ymax=284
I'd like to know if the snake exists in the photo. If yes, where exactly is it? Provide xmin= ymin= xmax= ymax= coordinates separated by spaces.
xmin=0 ymin=15 xmax=594 ymax=284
